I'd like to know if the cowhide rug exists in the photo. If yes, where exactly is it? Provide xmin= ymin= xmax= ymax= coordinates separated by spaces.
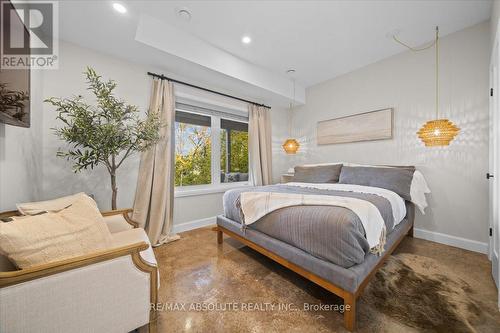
xmin=153 ymin=229 xmax=500 ymax=333
xmin=361 ymin=253 xmax=495 ymax=333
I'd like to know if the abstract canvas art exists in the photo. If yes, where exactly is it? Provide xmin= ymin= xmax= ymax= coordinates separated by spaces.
xmin=317 ymin=108 xmax=393 ymax=145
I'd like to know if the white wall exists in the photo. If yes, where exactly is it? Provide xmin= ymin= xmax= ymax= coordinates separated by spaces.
xmin=36 ymin=41 xmax=221 ymax=225
xmin=284 ymin=22 xmax=490 ymax=246
xmin=0 ymin=71 xmax=43 ymax=211
xmin=40 ymin=41 xmax=149 ymax=211
xmin=29 ymin=41 xmax=288 ymax=226
xmin=271 ymin=107 xmax=292 ymax=182
xmin=492 ymin=1 xmax=500 ymax=49
xmin=4 ymin=22 xmax=489 ymax=251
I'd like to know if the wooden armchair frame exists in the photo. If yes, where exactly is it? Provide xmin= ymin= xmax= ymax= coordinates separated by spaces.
xmin=101 ymin=208 xmax=139 ymax=228
xmin=0 ymin=208 xmax=157 ymax=333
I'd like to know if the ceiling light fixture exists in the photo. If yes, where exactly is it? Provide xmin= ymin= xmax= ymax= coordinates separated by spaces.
xmin=282 ymin=69 xmax=300 ymax=154
xmin=241 ymin=36 xmax=252 ymax=44
xmin=394 ymin=27 xmax=460 ymax=147
xmin=112 ymin=2 xmax=127 ymax=14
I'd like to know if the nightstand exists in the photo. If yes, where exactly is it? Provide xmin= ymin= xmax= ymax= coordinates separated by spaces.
xmin=281 ymin=174 xmax=294 ymax=183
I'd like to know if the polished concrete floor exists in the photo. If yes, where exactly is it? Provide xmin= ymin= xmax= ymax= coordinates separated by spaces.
xmin=153 ymin=227 xmax=500 ymax=332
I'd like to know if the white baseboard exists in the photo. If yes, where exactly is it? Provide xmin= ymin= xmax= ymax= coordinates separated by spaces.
xmin=413 ymin=228 xmax=488 ymax=254
xmin=172 ymin=220 xmax=489 ymax=254
xmin=173 ymin=216 xmax=216 ymax=234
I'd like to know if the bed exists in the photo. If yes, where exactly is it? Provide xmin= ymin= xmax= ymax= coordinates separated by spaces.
xmin=215 ymin=164 xmax=429 ymax=331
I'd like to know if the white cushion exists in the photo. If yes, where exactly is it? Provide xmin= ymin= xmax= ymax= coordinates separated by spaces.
xmin=17 ymin=192 xmax=90 ymax=215
xmin=103 ymin=214 xmax=134 ymax=234
xmin=0 ymin=195 xmax=112 ymax=269
xmin=111 ymin=228 xmax=157 ymax=267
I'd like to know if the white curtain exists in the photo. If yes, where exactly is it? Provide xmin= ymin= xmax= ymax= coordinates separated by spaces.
xmin=248 ymin=104 xmax=273 ymax=186
xmin=132 ymin=79 xmax=179 ymax=246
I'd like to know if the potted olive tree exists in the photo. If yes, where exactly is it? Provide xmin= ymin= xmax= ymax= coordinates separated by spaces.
xmin=45 ymin=67 xmax=162 ymax=209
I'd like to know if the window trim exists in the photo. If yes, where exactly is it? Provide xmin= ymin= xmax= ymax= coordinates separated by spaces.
xmin=174 ymin=182 xmax=249 ymax=198
xmin=174 ymin=105 xmax=249 ymax=192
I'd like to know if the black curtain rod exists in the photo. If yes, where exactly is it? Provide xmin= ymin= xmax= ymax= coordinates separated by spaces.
xmin=147 ymin=72 xmax=271 ymax=109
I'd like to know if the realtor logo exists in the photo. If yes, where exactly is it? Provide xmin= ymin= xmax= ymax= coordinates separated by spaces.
xmin=1 ymin=0 xmax=58 ymax=69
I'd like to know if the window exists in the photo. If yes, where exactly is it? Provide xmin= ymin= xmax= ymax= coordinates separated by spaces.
xmin=220 ymin=119 xmax=248 ymax=183
xmin=175 ymin=111 xmax=211 ymax=187
xmin=174 ymin=104 xmax=248 ymax=188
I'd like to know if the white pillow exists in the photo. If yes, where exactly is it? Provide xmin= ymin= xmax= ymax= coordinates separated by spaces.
xmin=17 ymin=192 xmax=90 ymax=215
xmin=410 ymin=170 xmax=431 ymax=214
xmin=0 ymin=194 xmax=112 ymax=269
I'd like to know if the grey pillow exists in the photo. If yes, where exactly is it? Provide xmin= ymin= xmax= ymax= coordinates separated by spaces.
xmin=338 ymin=166 xmax=415 ymax=200
xmin=293 ymin=164 xmax=343 ymax=183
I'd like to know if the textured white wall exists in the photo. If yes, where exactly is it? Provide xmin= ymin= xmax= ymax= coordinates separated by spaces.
xmin=281 ymin=22 xmax=490 ymax=243
xmin=28 ymin=41 xmax=288 ymax=225
xmin=0 ymin=71 xmax=43 ymax=210
xmin=3 ymin=21 xmax=489 ymax=245
xmin=271 ymin=106 xmax=293 ymax=182
xmin=491 ymin=1 xmax=500 ymax=49
xmin=39 ymin=41 xmax=149 ymax=211
xmin=36 ymin=41 xmax=227 ymax=225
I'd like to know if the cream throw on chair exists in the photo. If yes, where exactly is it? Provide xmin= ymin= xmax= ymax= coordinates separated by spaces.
xmin=132 ymin=79 xmax=179 ymax=246
xmin=248 ymin=104 xmax=273 ymax=186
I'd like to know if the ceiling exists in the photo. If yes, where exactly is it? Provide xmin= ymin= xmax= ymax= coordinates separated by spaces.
xmin=55 ymin=0 xmax=491 ymax=106
xmin=132 ymin=0 xmax=491 ymax=86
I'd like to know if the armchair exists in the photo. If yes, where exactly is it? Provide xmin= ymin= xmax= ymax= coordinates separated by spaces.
xmin=0 ymin=209 xmax=158 ymax=333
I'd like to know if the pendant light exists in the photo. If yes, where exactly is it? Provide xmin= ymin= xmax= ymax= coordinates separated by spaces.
xmin=282 ymin=138 xmax=300 ymax=154
xmin=282 ymin=71 xmax=300 ymax=154
xmin=417 ymin=27 xmax=459 ymax=146
xmin=395 ymin=27 xmax=460 ymax=146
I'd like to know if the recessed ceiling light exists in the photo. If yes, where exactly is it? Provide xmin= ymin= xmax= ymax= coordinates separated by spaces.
xmin=241 ymin=36 xmax=252 ymax=44
xmin=177 ymin=8 xmax=192 ymax=21
xmin=286 ymin=69 xmax=296 ymax=75
xmin=112 ymin=2 xmax=127 ymax=14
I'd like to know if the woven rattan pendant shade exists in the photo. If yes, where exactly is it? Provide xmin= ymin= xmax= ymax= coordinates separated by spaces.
xmin=418 ymin=27 xmax=459 ymax=146
xmin=395 ymin=27 xmax=460 ymax=147
xmin=282 ymin=73 xmax=300 ymax=154
xmin=416 ymin=119 xmax=460 ymax=147
xmin=282 ymin=138 xmax=300 ymax=154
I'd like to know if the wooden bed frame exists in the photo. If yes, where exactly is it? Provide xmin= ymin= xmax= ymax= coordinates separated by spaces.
xmin=215 ymin=222 xmax=413 ymax=331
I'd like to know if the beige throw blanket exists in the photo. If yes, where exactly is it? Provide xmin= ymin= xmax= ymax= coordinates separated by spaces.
xmin=240 ymin=192 xmax=387 ymax=255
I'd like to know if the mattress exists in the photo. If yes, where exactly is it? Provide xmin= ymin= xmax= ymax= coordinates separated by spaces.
xmin=223 ymin=184 xmax=408 ymax=268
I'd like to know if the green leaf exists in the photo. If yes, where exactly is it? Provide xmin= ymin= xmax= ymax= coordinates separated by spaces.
xmin=45 ymin=67 xmax=163 ymax=175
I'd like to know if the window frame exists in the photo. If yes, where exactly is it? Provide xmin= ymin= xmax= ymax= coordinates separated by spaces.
xmin=174 ymin=106 xmax=249 ymax=197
